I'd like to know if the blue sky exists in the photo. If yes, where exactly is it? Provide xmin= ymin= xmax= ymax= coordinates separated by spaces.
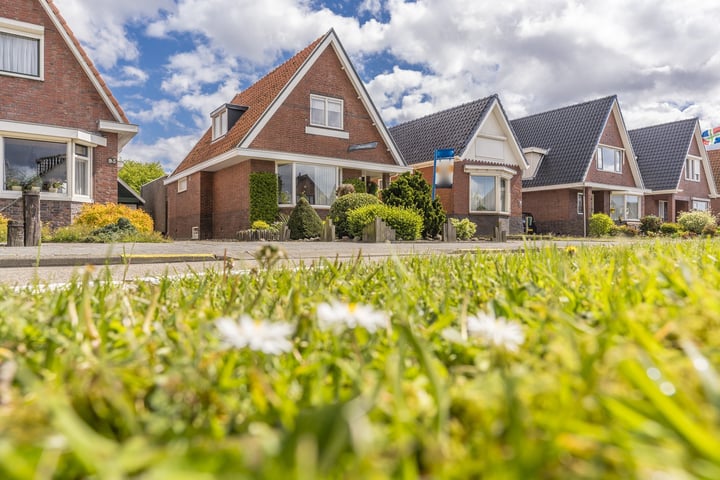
xmin=54 ymin=0 xmax=720 ymax=172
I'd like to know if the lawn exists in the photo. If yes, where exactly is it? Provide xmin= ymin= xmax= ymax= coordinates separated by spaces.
xmin=1 ymin=239 xmax=719 ymax=478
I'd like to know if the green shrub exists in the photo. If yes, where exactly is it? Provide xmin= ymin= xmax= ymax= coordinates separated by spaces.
xmin=74 ymin=203 xmax=153 ymax=233
xmin=702 ymin=224 xmax=717 ymax=237
xmin=451 ymin=218 xmax=477 ymax=240
xmin=609 ymin=225 xmax=638 ymax=237
xmin=329 ymin=193 xmax=382 ymax=238
xmin=249 ymin=172 xmax=279 ymax=224
xmin=287 ymin=196 xmax=322 ymax=240
xmin=588 ymin=213 xmax=614 ymax=237
xmin=640 ymin=215 xmax=663 ymax=234
xmin=677 ymin=210 xmax=717 ymax=234
xmin=382 ymin=171 xmax=446 ymax=238
xmin=347 ymin=204 xmax=423 ymax=240
xmin=343 ymin=178 xmax=367 ymax=194
xmin=660 ymin=222 xmax=680 ymax=235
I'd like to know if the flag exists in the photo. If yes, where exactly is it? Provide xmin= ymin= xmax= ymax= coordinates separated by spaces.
xmin=702 ymin=126 xmax=720 ymax=145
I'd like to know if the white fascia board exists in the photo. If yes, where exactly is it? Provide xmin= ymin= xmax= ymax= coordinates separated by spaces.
xmin=0 ymin=119 xmax=107 ymax=146
xmin=463 ymin=164 xmax=517 ymax=177
xmin=464 ymin=99 xmax=529 ymax=171
xmin=647 ymin=189 xmax=680 ymax=195
xmin=98 ymin=120 xmax=139 ymax=150
xmin=523 ymin=182 xmax=646 ymax=194
xmin=38 ymin=0 xmax=125 ymax=124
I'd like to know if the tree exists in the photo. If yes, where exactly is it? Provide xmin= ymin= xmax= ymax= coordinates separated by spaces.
xmin=118 ymin=160 xmax=166 ymax=194
xmin=381 ymin=171 xmax=446 ymax=238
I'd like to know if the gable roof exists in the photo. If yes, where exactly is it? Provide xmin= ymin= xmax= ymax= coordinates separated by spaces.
xmin=511 ymin=96 xmax=617 ymax=188
xmin=628 ymin=118 xmax=698 ymax=191
xmin=171 ymin=29 xmax=405 ymax=178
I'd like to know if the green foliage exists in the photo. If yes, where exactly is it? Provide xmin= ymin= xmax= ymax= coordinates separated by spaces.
xmin=329 ymin=193 xmax=382 ymax=238
xmin=45 ymin=221 xmax=166 ymax=243
xmin=3 ymin=241 xmax=720 ymax=477
xmin=118 ymin=160 xmax=165 ymax=194
xmin=609 ymin=224 xmax=638 ymax=237
xmin=346 ymin=204 xmax=423 ymax=240
xmin=588 ymin=213 xmax=614 ymax=237
xmin=343 ymin=178 xmax=367 ymax=194
xmin=640 ymin=215 xmax=663 ymax=234
xmin=678 ymin=210 xmax=717 ymax=234
xmin=0 ymin=213 xmax=7 ymax=243
xmin=381 ymin=171 xmax=446 ymax=238
xmin=250 ymin=172 xmax=279 ymax=223
xmin=251 ymin=220 xmax=271 ymax=230
xmin=287 ymin=196 xmax=323 ymax=239
xmin=73 ymin=203 xmax=154 ymax=233
xmin=451 ymin=218 xmax=477 ymax=240
xmin=660 ymin=222 xmax=680 ymax=235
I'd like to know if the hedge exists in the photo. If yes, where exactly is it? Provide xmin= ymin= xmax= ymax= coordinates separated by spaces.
xmin=347 ymin=204 xmax=423 ymax=240
xmin=329 ymin=193 xmax=382 ymax=238
xmin=249 ymin=172 xmax=279 ymax=223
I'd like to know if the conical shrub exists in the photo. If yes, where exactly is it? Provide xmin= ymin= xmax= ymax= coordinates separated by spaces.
xmin=287 ymin=196 xmax=323 ymax=240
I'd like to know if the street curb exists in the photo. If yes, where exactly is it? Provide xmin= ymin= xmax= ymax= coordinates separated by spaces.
xmin=0 ymin=254 xmax=221 ymax=268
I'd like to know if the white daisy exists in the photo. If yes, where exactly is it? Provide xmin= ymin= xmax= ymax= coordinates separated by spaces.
xmin=215 ymin=315 xmax=294 ymax=355
xmin=317 ymin=301 xmax=388 ymax=333
xmin=466 ymin=311 xmax=525 ymax=352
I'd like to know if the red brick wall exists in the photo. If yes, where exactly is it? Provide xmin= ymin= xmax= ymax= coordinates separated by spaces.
xmin=689 ymin=137 xmax=701 ymax=156
xmin=585 ymin=113 xmax=638 ymax=188
xmin=676 ymin=162 xmax=712 ymax=202
xmin=644 ymin=194 xmax=674 ymax=220
xmin=523 ymin=189 xmax=584 ymax=235
xmin=249 ymin=48 xmax=396 ymax=166
xmin=167 ymin=174 xmax=201 ymax=239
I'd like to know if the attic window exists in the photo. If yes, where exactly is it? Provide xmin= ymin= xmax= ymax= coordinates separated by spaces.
xmin=212 ymin=109 xmax=228 ymax=141
xmin=685 ymin=157 xmax=701 ymax=182
xmin=310 ymin=95 xmax=343 ymax=129
xmin=596 ymin=146 xmax=622 ymax=173
xmin=0 ymin=18 xmax=44 ymax=80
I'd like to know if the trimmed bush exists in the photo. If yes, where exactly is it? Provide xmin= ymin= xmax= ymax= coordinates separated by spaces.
xmin=677 ymin=210 xmax=717 ymax=234
xmin=329 ymin=193 xmax=382 ymax=238
xmin=451 ymin=218 xmax=477 ymax=240
xmin=660 ymin=222 xmax=680 ymax=235
xmin=287 ymin=196 xmax=322 ymax=240
xmin=249 ymin=172 xmax=279 ymax=223
xmin=347 ymin=204 xmax=423 ymax=240
xmin=588 ymin=213 xmax=614 ymax=237
xmin=344 ymin=178 xmax=367 ymax=194
xmin=640 ymin=215 xmax=663 ymax=234
xmin=73 ymin=203 xmax=153 ymax=233
xmin=382 ymin=171 xmax=446 ymax=238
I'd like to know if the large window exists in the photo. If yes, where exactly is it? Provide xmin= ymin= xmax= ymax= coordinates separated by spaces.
xmin=470 ymin=175 xmax=510 ymax=213
xmin=310 ymin=95 xmax=343 ymax=129
xmin=0 ymin=18 xmax=43 ymax=79
xmin=692 ymin=199 xmax=709 ymax=211
xmin=596 ymin=146 xmax=623 ymax=173
xmin=4 ymin=138 xmax=67 ymax=192
xmin=610 ymin=194 xmax=640 ymax=221
xmin=277 ymin=163 xmax=338 ymax=206
xmin=685 ymin=157 xmax=701 ymax=181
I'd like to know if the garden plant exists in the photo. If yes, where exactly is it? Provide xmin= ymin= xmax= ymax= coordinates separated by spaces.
xmin=1 ymin=240 xmax=720 ymax=478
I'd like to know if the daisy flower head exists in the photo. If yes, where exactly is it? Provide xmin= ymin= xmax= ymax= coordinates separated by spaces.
xmin=215 ymin=315 xmax=294 ymax=355
xmin=467 ymin=311 xmax=525 ymax=353
xmin=317 ymin=301 xmax=388 ymax=333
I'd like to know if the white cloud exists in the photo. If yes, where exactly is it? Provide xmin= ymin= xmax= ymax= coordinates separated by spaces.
xmin=122 ymin=134 xmax=201 ymax=173
xmin=105 ymin=66 xmax=149 ymax=88
xmin=128 ymin=99 xmax=179 ymax=124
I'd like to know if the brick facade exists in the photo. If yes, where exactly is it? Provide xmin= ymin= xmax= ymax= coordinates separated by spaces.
xmin=585 ymin=114 xmax=637 ymax=188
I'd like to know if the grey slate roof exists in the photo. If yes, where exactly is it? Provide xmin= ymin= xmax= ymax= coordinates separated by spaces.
xmin=628 ymin=118 xmax=697 ymax=191
xmin=511 ymin=96 xmax=616 ymax=188
xmin=389 ymin=96 xmax=496 ymax=165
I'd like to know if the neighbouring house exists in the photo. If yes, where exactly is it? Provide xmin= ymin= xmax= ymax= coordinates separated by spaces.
xmin=511 ymin=95 xmax=644 ymax=236
xmin=117 ymin=178 xmax=144 ymax=209
xmin=389 ymin=95 xmax=528 ymax=235
xmin=141 ymin=176 xmax=167 ymax=235
xmin=629 ymin=119 xmax=717 ymax=222
xmin=709 ymin=146 xmax=720 ymax=213
xmin=164 ymin=29 xmax=409 ymax=240
xmin=0 ymin=0 xmax=138 ymax=229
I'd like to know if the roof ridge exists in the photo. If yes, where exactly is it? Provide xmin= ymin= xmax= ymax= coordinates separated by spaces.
xmin=390 ymin=94 xmax=496 ymax=129
xmin=512 ymin=95 xmax=616 ymax=122
xmin=628 ymin=117 xmax=697 ymax=133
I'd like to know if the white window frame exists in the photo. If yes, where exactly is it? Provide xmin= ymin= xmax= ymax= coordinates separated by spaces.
xmin=309 ymin=94 xmax=343 ymax=130
xmin=177 ymin=176 xmax=187 ymax=193
xmin=211 ymin=109 xmax=228 ymax=141
xmin=692 ymin=199 xmax=709 ymax=211
xmin=685 ymin=156 xmax=701 ymax=182
xmin=73 ymin=142 xmax=91 ymax=197
xmin=596 ymin=146 xmax=623 ymax=173
xmin=577 ymin=192 xmax=585 ymax=215
xmin=610 ymin=193 xmax=641 ymax=221
xmin=276 ymin=162 xmax=339 ymax=208
xmin=469 ymin=174 xmax=511 ymax=214
xmin=658 ymin=200 xmax=668 ymax=221
xmin=0 ymin=17 xmax=44 ymax=80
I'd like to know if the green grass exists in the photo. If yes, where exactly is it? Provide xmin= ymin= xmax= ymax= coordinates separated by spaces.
xmin=1 ymin=239 xmax=720 ymax=478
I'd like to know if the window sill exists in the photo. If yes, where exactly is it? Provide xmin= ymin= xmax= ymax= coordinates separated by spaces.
xmin=280 ymin=203 xmax=332 ymax=209
xmin=305 ymin=126 xmax=349 ymax=139
xmin=0 ymin=71 xmax=43 ymax=81
xmin=469 ymin=211 xmax=510 ymax=216
xmin=597 ymin=169 xmax=622 ymax=174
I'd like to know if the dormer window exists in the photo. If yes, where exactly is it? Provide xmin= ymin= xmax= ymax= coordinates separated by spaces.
xmin=211 ymin=108 xmax=228 ymax=141
xmin=0 ymin=18 xmax=44 ymax=80
xmin=310 ymin=94 xmax=343 ymax=129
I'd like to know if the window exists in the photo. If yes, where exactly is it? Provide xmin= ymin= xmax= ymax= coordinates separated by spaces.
xmin=73 ymin=143 xmax=89 ymax=196
xmin=212 ymin=109 xmax=228 ymax=140
xmin=692 ymin=199 xmax=709 ymax=211
xmin=277 ymin=163 xmax=338 ymax=206
xmin=469 ymin=175 xmax=510 ymax=213
xmin=685 ymin=157 xmax=701 ymax=181
xmin=577 ymin=192 xmax=585 ymax=215
xmin=177 ymin=177 xmax=187 ymax=193
xmin=610 ymin=194 xmax=640 ymax=221
xmin=0 ymin=19 xmax=43 ymax=79
xmin=3 ymin=137 xmax=67 ymax=193
xmin=596 ymin=146 xmax=623 ymax=173
xmin=658 ymin=200 xmax=667 ymax=221
xmin=310 ymin=95 xmax=343 ymax=129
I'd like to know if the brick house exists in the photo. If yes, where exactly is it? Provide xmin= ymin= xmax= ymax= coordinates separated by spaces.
xmin=707 ymin=146 xmax=720 ymax=213
xmin=165 ymin=29 xmax=409 ymax=240
xmin=389 ymin=95 xmax=528 ymax=235
xmin=629 ymin=119 xmax=717 ymax=222
xmin=0 ymin=0 xmax=138 ymax=228
xmin=511 ymin=95 xmax=644 ymax=236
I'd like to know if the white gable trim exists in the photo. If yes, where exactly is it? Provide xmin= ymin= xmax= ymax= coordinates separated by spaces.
xmin=691 ymin=123 xmax=719 ymax=198
xmin=458 ymin=98 xmax=529 ymax=171
xmin=524 ymin=181 xmax=645 ymax=195
xmin=38 ymin=0 xmax=126 ymax=124
xmin=238 ymin=30 xmax=406 ymax=167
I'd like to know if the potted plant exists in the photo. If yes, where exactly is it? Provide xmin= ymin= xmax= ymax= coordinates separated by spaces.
xmin=6 ymin=178 xmax=22 ymax=191
xmin=23 ymin=176 xmax=42 ymax=192
xmin=48 ymin=179 xmax=63 ymax=193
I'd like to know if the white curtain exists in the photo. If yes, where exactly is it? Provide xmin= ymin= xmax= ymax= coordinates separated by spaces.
xmin=0 ymin=32 xmax=39 ymax=77
xmin=313 ymin=165 xmax=336 ymax=205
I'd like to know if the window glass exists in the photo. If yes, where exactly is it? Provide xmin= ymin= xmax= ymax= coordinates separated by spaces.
xmin=277 ymin=164 xmax=293 ymax=204
xmin=577 ymin=192 xmax=584 ymax=215
xmin=0 ymin=31 xmax=39 ymax=77
xmin=686 ymin=158 xmax=700 ymax=181
xmin=296 ymin=164 xmax=336 ymax=206
xmin=610 ymin=194 xmax=624 ymax=221
xmin=597 ymin=146 xmax=622 ymax=173
xmin=610 ymin=194 xmax=640 ymax=221
xmin=500 ymin=178 xmax=508 ymax=212
xmin=75 ymin=158 xmax=88 ymax=196
xmin=470 ymin=176 xmax=496 ymax=211
xmin=626 ymin=195 xmax=639 ymax=220
xmin=327 ymin=99 xmax=342 ymax=128
xmin=4 ymin=138 xmax=66 ymax=192
xmin=310 ymin=98 xmax=325 ymax=126
xmin=693 ymin=200 xmax=709 ymax=211
xmin=310 ymin=95 xmax=343 ymax=129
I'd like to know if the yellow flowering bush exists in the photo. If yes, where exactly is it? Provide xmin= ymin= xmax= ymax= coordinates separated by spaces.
xmin=0 ymin=213 xmax=7 ymax=243
xmin=73 ymin=203 xmax=154 ymax=233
